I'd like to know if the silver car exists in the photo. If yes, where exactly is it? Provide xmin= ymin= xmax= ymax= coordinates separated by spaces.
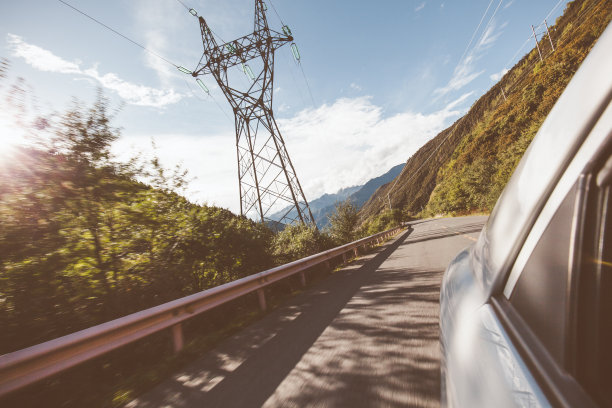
xmin=439 ymin=23 xmax=612 ymax=408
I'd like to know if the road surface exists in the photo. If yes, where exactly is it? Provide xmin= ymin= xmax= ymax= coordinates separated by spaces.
xmin=128 ymin=215 xmax=487 ymax=408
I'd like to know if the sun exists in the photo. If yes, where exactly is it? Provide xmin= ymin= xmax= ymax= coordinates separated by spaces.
xmin=0 ymin=117 xmax=30 ymax=163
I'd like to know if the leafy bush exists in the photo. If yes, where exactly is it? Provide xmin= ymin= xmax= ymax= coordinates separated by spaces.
xmin=0 ymin=93 xmax=275 ymax=354
xmin=270 ymin=224 xmax=334 ymax=265
xmin=359 ymin=209 xmax=402 ymax=236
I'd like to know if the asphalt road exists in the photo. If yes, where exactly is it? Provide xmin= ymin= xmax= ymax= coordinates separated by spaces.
xmin=127 ymin=215 xmax=487 ymax=408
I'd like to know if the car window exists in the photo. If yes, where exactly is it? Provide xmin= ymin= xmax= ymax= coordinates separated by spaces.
xmin=501 ymin=149 xmax=612 ymax=407
xmin=507 ymin=181 xmax=577 ymax=368
xmin=576 ymin=155 xmax=612 ymax=406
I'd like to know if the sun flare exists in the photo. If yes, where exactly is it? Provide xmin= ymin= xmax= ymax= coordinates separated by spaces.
xmin=0 ymin=117 xmax=30 ymax=163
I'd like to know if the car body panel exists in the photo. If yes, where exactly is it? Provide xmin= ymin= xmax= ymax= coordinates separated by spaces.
xmin=441 ymin=251 xmax=550 ymax=408
xmin=440 ymin=22 xmax=612 ymax=408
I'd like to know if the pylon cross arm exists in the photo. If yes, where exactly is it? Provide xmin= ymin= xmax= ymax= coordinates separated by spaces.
xmin=193 ymin=29 xmax=292 ymax=76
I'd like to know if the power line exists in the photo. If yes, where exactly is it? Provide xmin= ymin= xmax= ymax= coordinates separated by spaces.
xmin=264 ymin=0 xmax=315 ymax=108
xmin=181 ymin=77 xmax=233 ymax=122
xmin=174 ymin=0 xmax=191 ymax=12
xmin=57 ymin=0 xmax=179 ymax=68
xmin=457 ymin=0 xmax=495 ymax=67
xmin=504 ymin=0 xmax=601 ymax=95
xmin=385 ymin=0 xmax=599 ymax=211
xmin=171 ymin=0 xmax=228 ymax=44
xmin=475 ymin=0 xmax=504 ymax=48
xmin=542 ymin=0 xmax=566 ymax=23
xmin=387 ymin=114 xmax=467 ymax=208
xmin=298 ymin=62 xmax=316 ymax=108
xmin=58 ymin=0 xmax=235 ymax=126
xmin=267 ymin=0 xmax=286 ymax=26
xmin=388 ymin=0 xmax=503 ymax=204
xmin=281 ymin=48 xmax=309 ymax=107
xmin=501 ymin=0 xmax=569 ymax=72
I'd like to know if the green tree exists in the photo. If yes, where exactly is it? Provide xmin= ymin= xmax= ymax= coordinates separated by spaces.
xmin=327 ymin=200 xmax=359 ymax=245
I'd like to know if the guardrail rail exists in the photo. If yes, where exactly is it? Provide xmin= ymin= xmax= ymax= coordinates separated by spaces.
xmin=0 ymin=225 xmax=405 ymax=397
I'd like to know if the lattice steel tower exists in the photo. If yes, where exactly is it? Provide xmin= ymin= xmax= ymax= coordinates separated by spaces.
xmin=190 ymin=0 xmax=314 ymax=226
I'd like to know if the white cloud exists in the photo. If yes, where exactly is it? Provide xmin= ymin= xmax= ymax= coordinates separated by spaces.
xmin=478 ymin=19 xmax=504 ymax=48
xmin=504 ymin=0 xmax=515 ymax=9
xmin=415 ymin=2 xmax=426 ymax=12
xmin=490 ymin=68 xmax=509 ymax=82
xmin=349 ymin=82 xmax=362 ymax=91
xmin=434 ymin=17 xmax=504 ymax=97
xmin=83 ymin=68 xmax=183 ymax=107
xmin=276 ymin=94 xmax=468 ymax=202
xmin=132 ymin=0 xmax=185 ymax=87
xmin=444 ymin=91 xmax=474 ymax=110
xmin=7 ymin=34 xmax=80 ymax=74
xmin=112 ymin=94 xmax=469 ymax=214
xmin=112 ymin=132 xmax=237 ymax=209
xmin=7 ymin=34 xmax=183 ymax=108
xmin=434 ymin=55 xmax=484 ymax=96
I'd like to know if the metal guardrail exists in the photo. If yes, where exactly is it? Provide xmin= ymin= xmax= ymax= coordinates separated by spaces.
xmin=0 ymin=225 xmax=404 ymax=397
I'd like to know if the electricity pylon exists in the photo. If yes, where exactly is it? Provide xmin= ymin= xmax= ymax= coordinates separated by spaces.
xmin=191 ymin=0 xmax=314 ymax=226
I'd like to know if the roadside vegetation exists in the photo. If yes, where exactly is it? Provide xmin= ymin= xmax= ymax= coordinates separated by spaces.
xmin=0 ymin=64 xmax=402 ymax=406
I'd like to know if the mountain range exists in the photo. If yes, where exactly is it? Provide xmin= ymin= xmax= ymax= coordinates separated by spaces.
xmin=270 ymin=163 xmax=405 ymax=228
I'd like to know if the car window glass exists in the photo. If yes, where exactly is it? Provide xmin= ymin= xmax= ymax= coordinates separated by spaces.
xmin=508 ymin=181 xmax=577 ymax=368
xmin=597 ymin=186 xmax=611 ymax=406
xmin=577 ymin=166 xmax=612 ymax=406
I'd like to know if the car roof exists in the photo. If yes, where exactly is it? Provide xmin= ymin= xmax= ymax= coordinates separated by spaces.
xmin=473 ymin=22 xmax=612 ymax=293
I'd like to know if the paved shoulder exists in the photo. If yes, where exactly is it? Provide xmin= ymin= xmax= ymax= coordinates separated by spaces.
xmin=128 ymin=216 xmax=487 ymax=408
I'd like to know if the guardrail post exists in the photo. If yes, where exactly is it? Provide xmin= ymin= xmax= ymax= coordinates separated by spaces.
xmin=325 ymin=260 xmax=331 ymax=271
xmin=299 ymin=271 xmax=306 ymax=287
xmin=354 ymin=247 xmax=359 ymax=257
xmin=257 ymin=288 xmax=267 ymax=311
xmin=172 ymin=323 xmax=184 ymax=353
xmin=342 ymin=253 xmax=347 ymax=263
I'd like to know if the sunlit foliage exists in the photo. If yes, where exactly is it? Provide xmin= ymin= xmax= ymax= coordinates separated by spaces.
xmin=0 ymin=92 xmax=275 ymax=354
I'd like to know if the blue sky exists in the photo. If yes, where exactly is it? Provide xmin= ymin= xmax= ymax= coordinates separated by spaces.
xmin=0 ymin=0 xmax=569 ymax=214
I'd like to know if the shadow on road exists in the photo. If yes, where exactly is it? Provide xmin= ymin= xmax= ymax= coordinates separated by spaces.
xmin=130 ymin=222 xmax=463 ymax=407
xmin=402 ymin=223 xmax=485 ymax=245
xmin=193 ymin=230 xmax=413 ymax=407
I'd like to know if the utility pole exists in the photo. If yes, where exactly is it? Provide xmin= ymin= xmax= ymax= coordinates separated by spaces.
xmin=531 ymin=25 xmax=543 ymax=62
xmin=544 ymin=19 xmax=555 ymax=52
xmin=190 ymin=0 xmax=315 ymax=227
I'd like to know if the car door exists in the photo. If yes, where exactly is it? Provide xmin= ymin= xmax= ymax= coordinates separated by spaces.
xmin=491 ymin=106 xmax=612 ymax=407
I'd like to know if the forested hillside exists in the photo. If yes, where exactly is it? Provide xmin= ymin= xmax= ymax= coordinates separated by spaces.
xmin=360 ymin=0 xmax=612 ymax=221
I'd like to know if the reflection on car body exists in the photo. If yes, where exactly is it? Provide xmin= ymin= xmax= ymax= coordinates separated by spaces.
xmin=440 ymin=22 xmax=612 ymax=408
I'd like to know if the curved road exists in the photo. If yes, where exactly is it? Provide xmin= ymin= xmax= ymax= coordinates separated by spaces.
xmin=128 ymin=215 xmax=487 ymax=408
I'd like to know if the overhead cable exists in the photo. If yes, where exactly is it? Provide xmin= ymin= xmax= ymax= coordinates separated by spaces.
xmin=57 ymin=0 xmax=179 ymax=69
